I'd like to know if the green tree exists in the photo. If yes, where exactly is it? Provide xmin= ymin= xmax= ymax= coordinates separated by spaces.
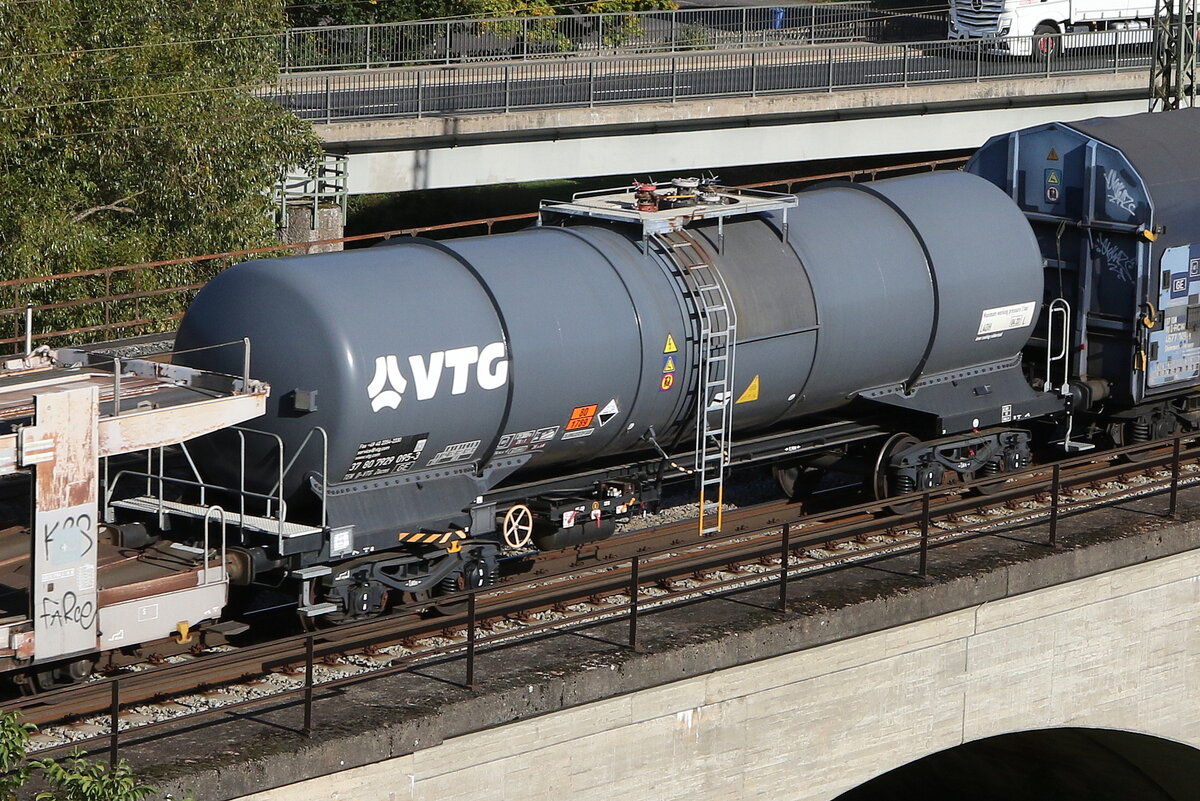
xmin=286 ymin=0 xmax=677 ymax=65
xmin=0 ymin=712 xmax=168 ymax=801
xmin=288 ymin=0 xmax=470 ymax=26
xmin=0 ymin=0 xmax=322 ymax=339
xmin=287 ymin=0 xmax=675 ymax=27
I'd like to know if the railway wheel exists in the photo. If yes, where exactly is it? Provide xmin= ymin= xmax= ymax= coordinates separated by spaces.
xmin=29 ymin=657 xmax=95 ymax=692
xmin=433 ymin=549 xmax=499 ymax=614
xmin=871 ymin=433 xmax=920 ymax=503
xmin=772 ymin=463 xmax=820 ymax=502
xmin=871 ymin=433 xmax=950 ymax=514
xmin=973 ymin=462 xmax=1012 ymax=496
xmin=501 ymin=504 xmax=534 ymax=549
xmin=1108 ymin=411 xmax=1178 ymax=462
xmin=1035 ymin=24 xmax=1060 ymax=59
xmin=973 ymin=440 xmax=1030 ymax=497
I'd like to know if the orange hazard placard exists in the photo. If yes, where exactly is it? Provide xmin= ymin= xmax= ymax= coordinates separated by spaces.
xmin=566 ymin=404 xmax=598 ymax=430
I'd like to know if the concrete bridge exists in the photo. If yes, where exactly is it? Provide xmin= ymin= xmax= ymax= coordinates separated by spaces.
xmin=295 ymin=68 xmax=1147 ymax=194
xmin=141 ymin=489 xmax=1200 ymax=800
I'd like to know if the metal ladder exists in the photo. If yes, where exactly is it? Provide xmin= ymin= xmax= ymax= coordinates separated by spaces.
xmin=653 ymin=230 xmax=737 ymax=535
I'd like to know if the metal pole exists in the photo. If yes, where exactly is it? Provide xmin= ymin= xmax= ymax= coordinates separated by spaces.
xmin=112 ymin=357 xmax=121 ymax=417
xmin=324 ymin=75 xmax=332 ymax=125
xmin=903 ymin=45 xmax=910 ymax=86
xmin=365 ymin=24 xmax=372 ymax=69
xmin=1049 ymin=463 xmax=1061 ymax=548
xmin=1170 ymin=435 xmax=1181 ymax=518
xmin=417 ymin=70 xmax=424 ymax=118
xmin=777 ymin=522 xmax=791 ymax=610
xmin=671 ymin=56 xmax=678 ymax=101
xmin=242 ymin=337 xmax=251 ymax=392
xmin=918 ymin=492 xmax=930 ymax=577
xmin=827 ymin=48 xmax=834 ymax=91
xmin=465 ymin=589 xmax=477 ymax=688
xmin=628 ymin=556 xmax=639 ymax=651
xmin=303 ymin=635 xmax=315 ymax=736
xmin=589 ymin=60 xmax=596 ymax=108
xmin=109 ymin=680 xmax=120 ymax=767
xmin=751 ymin=51 xmax=758 ymax=96
xmin=504 ymin=66 xmax=511 ymax=112
xmin=23 ymin=304 xmax=31 ymax=354
xmin=445 ymin=21 xmax=452 ymax=64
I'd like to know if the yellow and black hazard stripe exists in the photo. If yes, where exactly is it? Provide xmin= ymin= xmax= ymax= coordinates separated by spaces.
xmin=396 ymin=530 xmax=468 ymax=545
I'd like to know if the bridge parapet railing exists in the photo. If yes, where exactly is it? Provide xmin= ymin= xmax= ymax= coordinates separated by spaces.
xmin=278 ymin=3 xmax=947 ymax=71
xmin=270 ymin=30 xmax=1151 ymax=124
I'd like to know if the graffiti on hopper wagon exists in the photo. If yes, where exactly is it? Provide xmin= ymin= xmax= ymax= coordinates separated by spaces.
xmin=1105 ymin=170 xmax=1138 ymax=216
xmin=1095 ymin=235 xmax=1135 ymax=284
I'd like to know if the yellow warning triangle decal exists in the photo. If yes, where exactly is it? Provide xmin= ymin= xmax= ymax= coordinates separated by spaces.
xmin=663 ymin=356 xmax=676 ymax=372
xmin=663 ymin=334 xmax=678 ymax=354
xmin=1047 ymin=148 xmax=1059 ymax=161
xmin=735 ymin=375 xmax=760 ymax=404
xmin=1047 ymin=172 xmax=1060 ymax=184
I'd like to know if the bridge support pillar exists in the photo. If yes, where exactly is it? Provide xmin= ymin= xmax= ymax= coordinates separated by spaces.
xmin=280 ymin=204 xmax=344 ymax=254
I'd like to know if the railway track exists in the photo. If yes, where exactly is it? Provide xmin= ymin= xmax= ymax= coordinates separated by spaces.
xmin=7 ymin=434 xmax=1200 ymax=759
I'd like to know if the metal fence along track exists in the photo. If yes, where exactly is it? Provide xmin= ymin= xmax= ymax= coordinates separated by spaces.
xmin=279 ymin=3 xmax=945 ymax=71
xmin=269 ymin=31 xmax=1153 ymax=123
xmin=10 ymin=433 xmax=1200 ymax=768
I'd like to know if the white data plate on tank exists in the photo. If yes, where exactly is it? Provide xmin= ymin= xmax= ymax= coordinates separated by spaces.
xmin=977 ymin=301 xmax=1036 ymax=337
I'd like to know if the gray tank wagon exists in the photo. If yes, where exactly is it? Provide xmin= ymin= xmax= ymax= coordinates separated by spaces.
xmin=175 ymin=169 xmax=1062 ymax=620
xmin=8 ymin=110 xmax=1200 ymax=686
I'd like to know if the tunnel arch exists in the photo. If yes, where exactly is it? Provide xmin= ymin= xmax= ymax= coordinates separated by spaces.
xmin=834 ymin=728 xmax=1200 ymax=801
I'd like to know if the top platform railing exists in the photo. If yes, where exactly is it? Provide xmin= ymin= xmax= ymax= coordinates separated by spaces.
xmin=279 ymin=3 xmax=947 ymax=71
xmin=539 ymin=183 xmax=797 ymax=236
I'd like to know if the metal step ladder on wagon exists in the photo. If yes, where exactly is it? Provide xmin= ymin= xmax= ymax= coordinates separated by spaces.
xmin=539 ymin=178 xmax=798 ymax=534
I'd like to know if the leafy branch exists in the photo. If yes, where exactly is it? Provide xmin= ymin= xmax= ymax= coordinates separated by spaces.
xmin=0 ymin=711 xmax=185 ymax=801
xmin=70 ymin=192 xmax=145 ymax=224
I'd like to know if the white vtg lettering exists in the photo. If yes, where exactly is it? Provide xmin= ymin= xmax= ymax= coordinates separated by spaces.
xmin=368 ymin=341 xmax=508 ymax=412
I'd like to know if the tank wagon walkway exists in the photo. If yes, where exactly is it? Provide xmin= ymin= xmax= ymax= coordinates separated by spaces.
xmin=128 ymin=484 xmax=1200 ymax=800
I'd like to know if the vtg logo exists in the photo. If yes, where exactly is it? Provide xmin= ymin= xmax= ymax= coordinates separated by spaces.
xmin=367 ymin=342 xmax=508 ymax=412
